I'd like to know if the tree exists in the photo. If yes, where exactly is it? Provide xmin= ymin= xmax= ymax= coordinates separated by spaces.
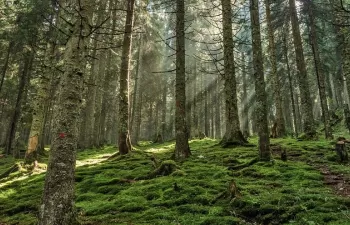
xmin=174 ymin=0 xmax=191 ymax=159
xmin=39 ymin=0 xmax=93 ymax=223
xmin=118 ymin=0 xmax=135 ymax=155
xmin=220 ymin=0 xmax=247 ymax=147
xmin=305 ymin=0 xmax=332 ymax=139
xmin=264 ymin=0 xmax=285 ymax=138
xmin=289 ymin=0 xmax=316 ymax=139
xmin=250 ymin=0 xmax=270 ymax=161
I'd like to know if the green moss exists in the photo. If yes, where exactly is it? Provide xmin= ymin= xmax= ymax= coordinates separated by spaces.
xmin=0 ymin=139 xmax=350 ymax=224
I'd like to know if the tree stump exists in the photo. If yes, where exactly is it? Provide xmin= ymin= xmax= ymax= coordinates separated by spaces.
xmin=335 ymin=137 xmax=349 ymax=162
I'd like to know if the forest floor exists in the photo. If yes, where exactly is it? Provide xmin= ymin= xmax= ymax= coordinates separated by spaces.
xmin=0 ymin=136 xmax=350 ymax=225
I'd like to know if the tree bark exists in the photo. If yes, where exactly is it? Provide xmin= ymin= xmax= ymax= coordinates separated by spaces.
xmin=250 ymin=0 xmax=270 ymax=161
xmin=306 ymin=0 xmax=332 ymax=139
xmin=215 ymin=77 xmax=222 ymax=139
xmin=220 ymin=0 xmax=247 ymax=146
xmin=118 ymin=0 xmax=135 ymax=155
xmin=5 ymin=50 xmax=34 ymax=155
xmin=0 ymin=42 xmax=12 ymax=95
xmin=174 ymin=0 xmax=191 ymax=159
xmin=289 ymin=0 xmax=316 ymax=139
xmin=38 ymin=0 xmax=92 ymax=224
xmin=264 ymin=0 xmax=285 ymax=137
xmin=25 ymin=41 xmax=56 ymax=164
xmin=283 ymin=28 xmax=299 ymax=137
xmin=241 ymin=52 xmax=250 ymax=137
xmin=131 ymin=35 xmax=143 ymax=145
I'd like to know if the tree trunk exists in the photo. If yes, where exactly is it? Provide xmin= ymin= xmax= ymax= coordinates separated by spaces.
xmin=264 ymin=0 xmax=285 ymax=137
xmin=250 ymin=0 xmax=270 ymax=161
xmin=93 ymin=50 xmax=107 ymax=147
xmin=174 ymin=0 xmax=191 ymax=159
xmin=331 ymin=0 xmax=350 ymax=111
xmin=161 ymin=76 xmax=167 ymax=140
xmin=283 ymin=30 xmax=299 ymax=137
xmin=83 ymin=41 xmax=98 ymax=148
xmin=241 ymin=52 xmax=250 ymax=137
xmin=38 ymin=0 xmax=92 ymax=223
xmin=289 ymin=0 xmax=316 ymax=139
xmin=25 ymin=42 xmax=55 ymax=164
xmin=220 ymin=0 xmax=247 ymax=146
xmin=5 ymin=50 xmax=34 ymax=156
xmin=215 ymin=78 xmax=221 ymax=139
xmin=0 ymin=42 xmax=12 ymax=95
xmin=131 ymin=35 xmax=143 ymax=145
xmin=204 ymin=86 xmax=209 ymax=136
xmin=306 ymin=0 xmax=332 ymax=139
xmin=118 ymin=0 xmax=135 ymax=154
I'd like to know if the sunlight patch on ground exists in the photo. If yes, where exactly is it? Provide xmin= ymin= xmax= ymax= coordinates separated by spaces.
xmin=145 ymin=147 xmax=171 ymax=153
xmin=144 ymin=143 xmax=175 ymax=153
xmin=76 ymin=154 xmax=112 ymax=167
xmin=0 ymin=175 xmax=31 ymax=189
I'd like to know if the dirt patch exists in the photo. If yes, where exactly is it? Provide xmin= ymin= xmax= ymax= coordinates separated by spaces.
xmin=270 ymin=144 xmax=350 ymax=198
xmin=319 ymin=166 xmax=350 ymax=198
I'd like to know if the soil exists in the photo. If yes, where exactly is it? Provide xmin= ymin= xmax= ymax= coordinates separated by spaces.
xmin=271 ymin=144 xmax=350 ymax=198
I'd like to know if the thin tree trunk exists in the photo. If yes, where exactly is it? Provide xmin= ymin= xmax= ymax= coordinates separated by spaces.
xmin=94 ymin=50 xmax=107 ymax=147
xmin=250 ymin=0 xmax=270 ymax=161
xmin=5 ymin=50 xmax=34 ymax=155
xmin=204 ymin=86 xmax=209 ymax=136
xmin=283 ymin=31 xmax=299 ymax=137
xmin=161 ymin=76 xmax=167 ymax=140
xmin=118 ymin=0 xmax=135 ymax=154
xmin=241 ymin=52 xmax=249 ymax=137
xmin=289 ymin=0 xmax=316 ymax=139
xmin=25 ymin=42 xmax=55 ymax=164
xmin=0 ymin=42 xmax=12 ymax=95
xmin=264 ymin=0 xmax=285 ymax=137
xmin=306 ymin=0 xmax=332 ymax=139
xmin=174 ymin=0 xmax=191 ymax=159
xmin=131 ymin=35 xmax=143 ymax=145
xmin=220 ymin=0 xmax=247 ymax=146
xmin=215 ymin=78 xmax=221 ymax=139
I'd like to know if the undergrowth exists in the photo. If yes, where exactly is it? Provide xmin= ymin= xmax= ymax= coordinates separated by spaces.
xmin=0 ymin=137 xmax=350 ymax=225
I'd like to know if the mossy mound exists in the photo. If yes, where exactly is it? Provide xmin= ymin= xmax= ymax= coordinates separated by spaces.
xmin=0 ymin=138 xmax=349 ymax=224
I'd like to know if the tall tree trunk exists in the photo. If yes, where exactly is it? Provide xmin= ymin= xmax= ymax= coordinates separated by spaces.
xmin=289 ymin=0 xmax=316 ymax=139
xmin=5 ymin=50 xmax=34 ymax=155
xmin=192 ymin=64 xmax=198 ymax=137
xmin=204 ymin=86 xmax=209 ymax=136
xmin=174 ymin=0 xmax=191 ymax=159
xmin=215 ymin=78 xmax=221 ymax=139
xmin=131 ymin=35 xmax=143 ymax=145
xmin=220 ymin=0 xmax=247 ymax=146
xmin=93 ymin=50 xmax=107 ymax=147
xmin=38 ymin=0 xmax=92 ymax=223
xmin=283 ymin=31 xmax=299 ymax=137
xmin=25 ymin=42 xmax=56 ymax=164
xmin=241 ymin=52 xmax=249 ymax=137
xmin=264 ymin=0 xmax=285 ymax=137
xmin=118 ymin=0 xmax=135 ymax=154
xmin=331 ymin=0 xmax=350 ymax=110
xmin=306 ymin=0 xmax=332 ymax=139
xmin=0 ymin=42 xmax=12 ymax=95
xmin=83 ymin=41 xmax=98 ymax=148
xmin=250 ymin=0 xmax=270 ymax=161
xmin=161 ymin=76 xmax=167 ymax=140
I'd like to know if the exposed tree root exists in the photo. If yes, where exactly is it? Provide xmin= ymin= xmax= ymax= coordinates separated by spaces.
xmin=228 ymin=157 xmax=259 ymax=170
xmin=107 ymin=152 xmax=121 ymax=160
xmin=211 ymin=180 xmax=240 ymax=204
xmin=137 ymin=160 xmax=181 ymax=180
xmin=0 ymin=163 xmax=22 ymax=180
